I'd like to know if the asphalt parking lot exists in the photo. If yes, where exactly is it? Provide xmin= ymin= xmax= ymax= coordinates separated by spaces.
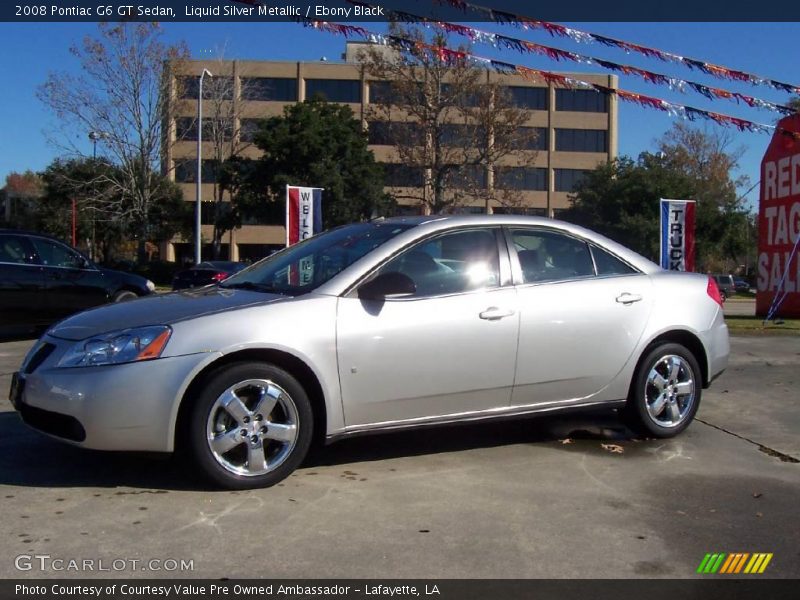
xmin=0 ymin=332 xmax=798 ymax=579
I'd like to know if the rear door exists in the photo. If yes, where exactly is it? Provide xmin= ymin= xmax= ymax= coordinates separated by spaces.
xmin=0 ymin=233 xmax=45 ymax=329
xmin=508 ymin=227 xmax=653 ymax=407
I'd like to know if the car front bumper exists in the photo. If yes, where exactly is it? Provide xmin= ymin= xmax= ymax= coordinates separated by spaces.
xmin=12 ymin=340 xmax=219 ymax=453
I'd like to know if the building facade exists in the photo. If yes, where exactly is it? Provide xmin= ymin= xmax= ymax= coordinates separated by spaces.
xmin=164 ymin=43 xmax=617 ymax=263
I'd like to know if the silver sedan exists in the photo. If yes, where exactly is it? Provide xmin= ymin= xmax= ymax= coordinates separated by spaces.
xmin=10 ymin=216 xmax=729 ymax=489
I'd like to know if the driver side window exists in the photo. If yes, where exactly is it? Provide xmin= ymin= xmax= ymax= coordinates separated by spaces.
xmin=379 ymin=228 xmax=500 ymax=297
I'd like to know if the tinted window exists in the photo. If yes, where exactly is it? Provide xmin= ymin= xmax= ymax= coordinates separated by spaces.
xmin=240 ymin=118 xmax=262 ymax=143
xmin=379 ymin=229 xmax=500 ymax=297
xmin=174 ymin=159 xmax=218 ymax=183
xmin=0 ymin=234 xmax=35 ymax=264
xmin=305 ymin=79 xmax=361 ymax=103
xmin=556 ymin=89 xmax=608 ymax=112
xmin=175 ymin=118 xmax=233 ymax=142
xmin=30 ymin=238 xmax=85 ymax=268
xmin=507 ymin=86 xmax=548 ymax=110
xmin=511 ymin=229 xmax=594 ymax=283
xmin=496 ymin=167 xmax=547 ymax=191
xmin=590 ymin=244 xmax=636 ymax=276
xmin=555 ymin=129 xmax=608 ymax=153
xmin=554 ymin=168 xmax=589 ymax=192
xmin=382 ymin=163 xmax=424 ymax=187
xmin=241 ymin=77 xmax=297 ymax=102
xmin=513 ymin=127 xmax=548 ymax=151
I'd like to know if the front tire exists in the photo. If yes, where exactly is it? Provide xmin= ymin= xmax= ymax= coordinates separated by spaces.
xmin=113 ymin=289 xmax=139 ymax=302
xmin=624 ymin=343 xmax=701 ymax=438
xmin=187 ymin=362 xmax=313 ymax=489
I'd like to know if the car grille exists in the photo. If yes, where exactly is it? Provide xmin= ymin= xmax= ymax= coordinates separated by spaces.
xmin=17 ymin=403 xmax=86 ymax=442
xmin=23 ymin=342 xmax=56 ymax=374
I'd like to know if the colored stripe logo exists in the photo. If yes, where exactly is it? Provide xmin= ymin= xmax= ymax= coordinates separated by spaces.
xmin=697 ymin=552 xmax=773 ymax=574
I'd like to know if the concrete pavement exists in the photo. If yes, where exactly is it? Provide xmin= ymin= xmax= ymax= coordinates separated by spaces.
xmin=0 ymin=335 xmax=797 ymax=579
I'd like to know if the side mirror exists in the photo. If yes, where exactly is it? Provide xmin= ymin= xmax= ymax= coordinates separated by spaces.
xmin=358 ymin=271 xmax=416 ymax=301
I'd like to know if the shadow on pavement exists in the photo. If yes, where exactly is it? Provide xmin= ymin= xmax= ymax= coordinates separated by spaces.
xmin=0 ymin=407 xmax=639 ymax=491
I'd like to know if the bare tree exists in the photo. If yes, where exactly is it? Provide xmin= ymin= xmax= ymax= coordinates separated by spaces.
xmin=38 ymin=23 xmax=189 ymax=261
xmin=359 ymin=25 xmax=537 ymax=214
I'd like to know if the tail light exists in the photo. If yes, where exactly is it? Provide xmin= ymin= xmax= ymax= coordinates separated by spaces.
xmin=707 ymin=277 xmax=724 ymax=307
xmin=212 ymin=271 xmax=229 ymax=282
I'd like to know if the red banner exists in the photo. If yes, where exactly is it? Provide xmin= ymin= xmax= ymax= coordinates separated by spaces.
xmin=756 ymin=114 xmax=800 ymax=318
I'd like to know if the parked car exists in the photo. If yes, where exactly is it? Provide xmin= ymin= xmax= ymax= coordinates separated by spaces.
xmin=711 ymin=274 xmax=735 ymax=299
xmin=172 ymin=261 xmax=248 ymax=290
xmin=10 ymin=216 xmax=729 ymax=489
xmin=734 ymin=278 xmax=751 ymax=293
xmin=0 ymin=229 xmax=155 ymax=337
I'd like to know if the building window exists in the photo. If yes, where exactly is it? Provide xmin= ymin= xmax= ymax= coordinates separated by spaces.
xmin=554 ymin=168 xmax=590 ymax=192
xmin=493 ymin=206 xmax=547 ymax=217
xmin=177 ymin=76 xmax=234 ymax=100
xmin=368 ymin=122 xmax=423 ymax=146
xmin=449 ymin=164 xmax=486 ymax=189
xmin=555 ymin=129 xmax=608 ymax=153
xmin=240 ymin=118 xmax=263 ymax=143
xmin=367 ymin=121 xmax=394 ymax=145
xmin=513 ymin=127 xmax=548 ymax=151
xmin=175 ymin=118 xmax=233 ymax=142
xmin=496 ymin=167 xmax=547 ymax=191
xmin=241 ymin=77 xmax=297 ymax=102
xmin=441 ymin=124 xmax=478 ymax=147
xmin=382 ymin=163 xmax=423 ymax=187
xmin=174 ymin=159 xmax=219 ymax=184
xmin=555 ymin=89 xmax=608 ymax=113
xmin=368 ymin=81 xmax=393 ymax=104
xmin=305 ymin=79 xmax=361 ymax=103
xmin=507 ymin=86 xmax=548 ymax=110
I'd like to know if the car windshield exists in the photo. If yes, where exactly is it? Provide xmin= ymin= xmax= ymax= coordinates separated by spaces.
xmin=220 ymin=221 xmax=414 ymax=295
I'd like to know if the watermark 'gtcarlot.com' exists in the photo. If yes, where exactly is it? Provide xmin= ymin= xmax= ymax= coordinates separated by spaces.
xmin=15 ymin=554 xmax=194 ymax=572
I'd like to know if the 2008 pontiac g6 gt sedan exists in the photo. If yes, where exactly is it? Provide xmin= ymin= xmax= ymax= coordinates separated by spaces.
xmin=10 ymin=216 xmax=730 ymax=489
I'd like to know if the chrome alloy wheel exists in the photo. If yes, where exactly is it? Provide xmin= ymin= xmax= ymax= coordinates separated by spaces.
xmin=205 ymin=379 xmax=299 ymax=477
xmin=644 ymin=355 xmax=696 ymax=428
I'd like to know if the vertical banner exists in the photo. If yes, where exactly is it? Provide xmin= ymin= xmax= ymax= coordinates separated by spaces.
xmin=756 ymin=113 xmax=800 ymax=318
xmin=660 ymin=199 xmax=696 ymax=272
xmin=286 ymin=185 xmax=323 ymax=247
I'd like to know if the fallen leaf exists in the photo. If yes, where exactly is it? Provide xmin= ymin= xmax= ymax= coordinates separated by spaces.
xmin=560 ymin=438 xmax=574 ymax=445
xmin=601 ymin=443 xmax=624 ymax=454
xmin=756 ymin=512 xmax=763 ymax=518
xmin=753 ymin=492 xmax=763 ymax=499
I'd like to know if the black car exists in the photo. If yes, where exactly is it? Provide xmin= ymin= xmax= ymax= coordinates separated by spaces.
xmin=171 ymin=261 xmax=248 ymax=290
xmin=0 ymin=230 xmax=155 ymax=337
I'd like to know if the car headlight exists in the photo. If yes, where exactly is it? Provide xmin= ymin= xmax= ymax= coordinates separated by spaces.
xmin=58 ymin=326 xmax=172 ymax=368
xmin=146 ymin=280 xmax=156 ymax=292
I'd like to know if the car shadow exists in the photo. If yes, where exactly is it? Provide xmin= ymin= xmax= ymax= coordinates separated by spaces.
xmin=0 ymin=408 xmax=638 ymax=491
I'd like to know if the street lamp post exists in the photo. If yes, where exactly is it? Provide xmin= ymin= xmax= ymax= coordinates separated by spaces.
xmin=87 ymin=131 xmax=107 ymax=261
xmin=195 ymin=68 xmax=213 ymax=265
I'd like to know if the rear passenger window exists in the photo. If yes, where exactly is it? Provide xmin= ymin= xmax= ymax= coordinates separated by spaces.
xmin=590 ymin=244 xmax=636 ymax=276
xmin=510 ymin=229 xmax=594 ymax=283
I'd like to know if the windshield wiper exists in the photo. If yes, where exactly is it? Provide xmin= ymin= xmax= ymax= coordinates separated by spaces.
xmin=219 ymin=281 xmax=283 ymax=294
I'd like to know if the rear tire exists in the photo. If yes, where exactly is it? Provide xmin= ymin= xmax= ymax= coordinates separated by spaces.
xmin=186 ymin=362 xmax=313 ymax=490
xmin=623 ymin=343 xmax=701 ymax=438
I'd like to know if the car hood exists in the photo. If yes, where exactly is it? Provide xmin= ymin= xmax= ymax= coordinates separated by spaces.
xmin=47 ymin=287 xmax=286 ymax=341
xmin=98 ymin=267 xmax=150 ymax=287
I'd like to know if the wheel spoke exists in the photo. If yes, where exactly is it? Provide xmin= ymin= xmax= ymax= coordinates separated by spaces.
xmin=252 ymin=384 xmax=280 ymax=419
xmin=650 ymin=373 xmax=667 ymax=391
xmin=264 ymin=422 xmax=297 ymax=444
xmin=668 ymin=357 xmax=681 ymax=382
xmin=246 ymin=439 xmax=268 ymax=473
xmin=210 ymin=429 xmax=243 ymax=455
xmin=649 ymin=393 xmax=667 ymax=417
xmin=666 ymin=401 xmax=681 ymax=423
xmin=674 ymin=381 xmax=694 ymax=395
xmin=221 ymin=390 xmax=250 ymax=424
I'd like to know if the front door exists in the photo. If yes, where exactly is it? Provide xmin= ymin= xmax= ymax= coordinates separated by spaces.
xmin=336 ymin=227 xmax=519 ymax=427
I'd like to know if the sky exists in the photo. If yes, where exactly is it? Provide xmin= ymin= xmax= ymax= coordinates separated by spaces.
xmin=1 ymin=19 xmax=798 ymax=211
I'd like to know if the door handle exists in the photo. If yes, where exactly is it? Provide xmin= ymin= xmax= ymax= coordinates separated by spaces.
xmin=616 ymin=293 xmax=643 ymax=305
xmin=479 ymin=307 xmax=515 ymax=320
